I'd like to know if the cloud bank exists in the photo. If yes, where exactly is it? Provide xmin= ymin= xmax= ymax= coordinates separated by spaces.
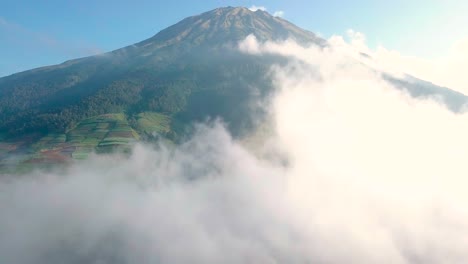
xmin=333 ymin=29 xmax=468 ymax=94
xmin=2 ymin=35 xmax=468 ymax=263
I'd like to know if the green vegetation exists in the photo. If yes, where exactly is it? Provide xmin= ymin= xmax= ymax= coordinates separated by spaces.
xmin=67 ymin=113 xmax=139 ymax=152
xmin=135 ymin=112 xmax=171 ymax=135
xmin=1 ymin=6 xmax=461 ymax=174
xmin=0 ymin=6 xmax=323 ymax=172
xmin=0 ymin=113 xmax=154 ymax=173
xmin=0 ymin=7 xmax=286 ymax=140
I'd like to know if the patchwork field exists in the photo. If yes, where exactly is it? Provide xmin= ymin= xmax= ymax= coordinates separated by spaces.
xmin=0 ymin=112 xmax=174 ymax=173
xmin=135 ymin=112 xmax=171 ymax=136
xmin=0 ymin=112 xmax=177 ymax=173
xmin=68 ymin=113 xmax=139 ymax=156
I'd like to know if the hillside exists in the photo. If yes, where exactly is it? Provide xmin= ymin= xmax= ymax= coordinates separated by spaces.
xmin=0 ymin=6 xmax=467 ymax=171
xmin=0 ymin=7 xmax=323 ymax=138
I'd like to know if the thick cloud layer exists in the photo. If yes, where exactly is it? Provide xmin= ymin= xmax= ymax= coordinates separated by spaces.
xmin=331 ymin=29 xmax=468 ymax=94
xmin=2 ymin=36 xmax=468 ymax=263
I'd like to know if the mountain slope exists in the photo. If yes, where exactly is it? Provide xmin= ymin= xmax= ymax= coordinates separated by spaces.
xmin=0 ymin=6 xmax=467 ymax=171
xmin=0 ymin=7 xmax=324 ymax=139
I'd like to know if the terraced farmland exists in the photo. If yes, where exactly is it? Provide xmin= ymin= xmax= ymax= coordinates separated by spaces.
xmin=0 ymin=112 xmax=177 ymax=173
xmin=135 ymin=112 xmax=171 ymax=136
xmin=67 ymin=113 xmax=139 ymax=156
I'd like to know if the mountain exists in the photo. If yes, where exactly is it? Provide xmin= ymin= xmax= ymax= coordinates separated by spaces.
xmin=0 ymin=6 xmax=466 ymax=171
xmin=0 ymin=7 xmax=326 ymax=171
xmin=0 ymin=7 xmax=323 ymax=137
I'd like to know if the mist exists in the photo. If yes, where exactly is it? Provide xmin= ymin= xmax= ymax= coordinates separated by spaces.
xmin=329 ymin=29 xmax=468 ymax=94
xmin=2 ymin=35 xmax=468 ymax=263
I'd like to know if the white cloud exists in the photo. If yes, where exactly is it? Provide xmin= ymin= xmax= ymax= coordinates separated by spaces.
xmin=238 ymin=34 xmax=260 ymax=54
xmin=3 ymin=35 xmax=468 ymax=263
xmin=248 ymin=5 xmax=267 ymax=12
xmin=238 ymin=35 xmax=468 ymax=262
xmin=373 ymin=39 xmax=468 ymax=94
xmin=0 ymin=16 xmax=102 ymax=77
xmin=329 ymin=29 xmax=468 ymax=95
xmin=248 ymin=6 xmax=284 ymax=18
xmin=273 ymin=10 xmax=285 ymax=17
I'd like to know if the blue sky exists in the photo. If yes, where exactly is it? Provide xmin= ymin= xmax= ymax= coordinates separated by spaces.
xmin=1 ymin=0 xmax=467 ymax=77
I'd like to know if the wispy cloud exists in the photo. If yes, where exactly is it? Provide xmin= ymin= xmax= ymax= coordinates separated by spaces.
xmin=329 ymin=28 xmax=468 ymax=95
xmin=248 ymin=6 xmax=284 ymax=18
xmin=248 ymin=5 xmax=267 ymax=12
xmin=0 ymin=17 xmax=24 ymax=41
xmin=0 ymin=16 xmax=102 ymax=59
xmin=273 ymin=10 xmax=284 ymax=17
xmin=0 ymin=16 xmax=8 ymax=27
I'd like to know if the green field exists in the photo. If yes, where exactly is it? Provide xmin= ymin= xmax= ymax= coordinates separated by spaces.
xmin=0 ymin=112 xmax=177 ymax=173
xmin=135 ymin=112 xmax=171 ymax=135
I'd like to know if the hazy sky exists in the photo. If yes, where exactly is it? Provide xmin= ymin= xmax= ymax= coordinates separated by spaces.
xmin=1 ymin=0 xmax=467 ymax=77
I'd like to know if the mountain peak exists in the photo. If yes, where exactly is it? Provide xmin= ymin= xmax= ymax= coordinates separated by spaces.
xmin=208 ymin=6 xmax=268 ymax=16
xmin=135 ymin=6 xmax=325 ymax=51
xmin=210 ymin=6 xmax=252 ymax=14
